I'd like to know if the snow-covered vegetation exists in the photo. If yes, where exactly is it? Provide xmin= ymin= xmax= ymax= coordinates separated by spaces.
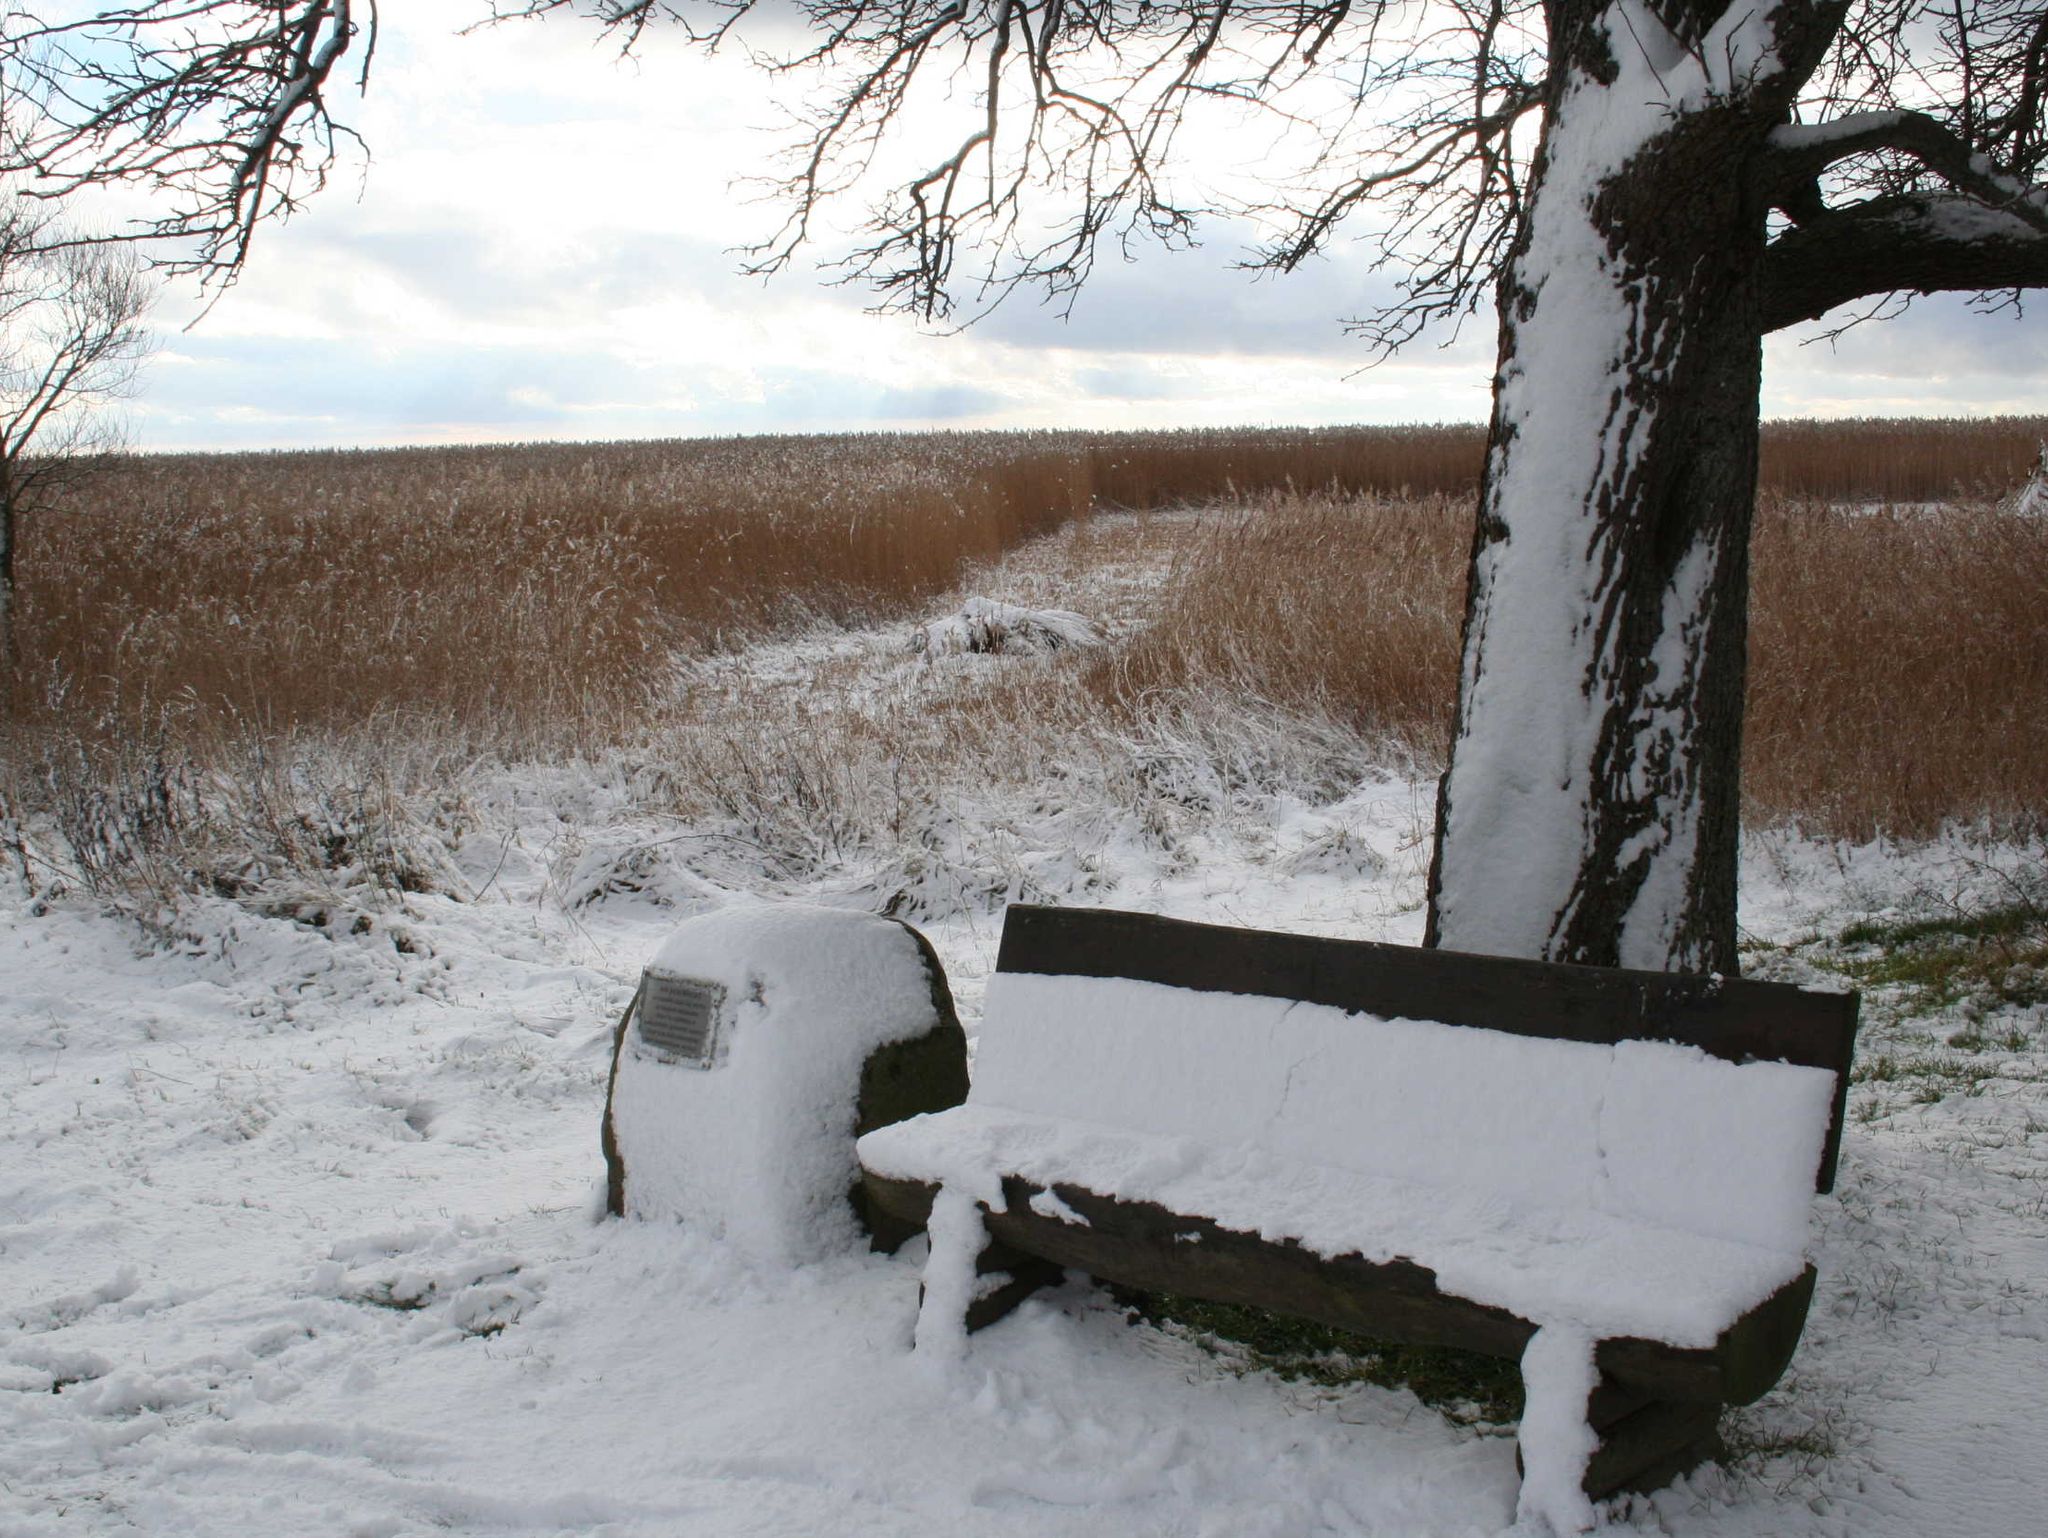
xmin=2 ymin=423 xmax=2045 ymax=1534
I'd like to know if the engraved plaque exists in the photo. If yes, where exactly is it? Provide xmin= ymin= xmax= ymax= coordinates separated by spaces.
xmin=636 ymin=968 xmax=727 ymax=1068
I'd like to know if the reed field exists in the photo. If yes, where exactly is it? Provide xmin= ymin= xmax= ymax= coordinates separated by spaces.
xmin=1 ymin=415 xmax=2043 ymax=916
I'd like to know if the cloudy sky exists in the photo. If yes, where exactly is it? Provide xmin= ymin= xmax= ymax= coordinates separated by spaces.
xmin=125 ymin=1 xmax=2047 ymax=453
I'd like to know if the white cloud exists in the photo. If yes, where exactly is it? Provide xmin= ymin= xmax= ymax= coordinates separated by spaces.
xmin=124 ymin=1 xmax=2044 ymax=450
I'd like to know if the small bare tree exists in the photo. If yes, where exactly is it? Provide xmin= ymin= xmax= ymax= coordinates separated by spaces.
xmin=0 ymin=200 xmax=154 ymax=665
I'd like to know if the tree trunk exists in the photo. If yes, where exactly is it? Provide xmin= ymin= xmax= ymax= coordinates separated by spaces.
xmin=0 ymin=462 xmax=15 ymax=673
xmin=1424 ymin=4 xmax=1785 ymax=976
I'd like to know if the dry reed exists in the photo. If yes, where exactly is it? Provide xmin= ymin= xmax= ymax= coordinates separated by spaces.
xmin=1744 ymin=495 xmax=2048 ymax=837
xmin=1759 ymin=416 xmax=2046 ymax=503
xmin=4 ymin=418 xmax=2044 ymax=847
xmin=1097 ymin=492 xmax=1467 ymax=769
xmin=2 ymin=426 xmax=1483 ymax=744
xmin=1114 ymin=486 xmax=2048 ymax=839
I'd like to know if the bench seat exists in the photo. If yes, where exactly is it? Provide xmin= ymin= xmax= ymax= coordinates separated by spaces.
xmin=861 ymin=1101 xmax=1814 ymax=1354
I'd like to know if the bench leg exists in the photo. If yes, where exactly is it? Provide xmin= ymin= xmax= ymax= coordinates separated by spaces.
xmin=1580 ymin=1381 xmax=1723 ymax=1499
xmin=965 ymin=1239 xmax=1065 ymax=1332
xmin=1514 ymin=1380 xmax=1724 ymax=1502
xmin=914 ymin=1183 xmax=1064 ymax=1355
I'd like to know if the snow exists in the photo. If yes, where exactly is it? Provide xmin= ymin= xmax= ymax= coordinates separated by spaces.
xmin=1515 ymin=1327 xmax=1601 ymax=1535
xmin=1612 ymin=532 xmax=1720 ymax=964
xmin=1597 ymin=1039 xmax=1833 ymax=1250
xmin=955 ymin=973 xmax=1833 ymax=1257
xmin=3 ymin=517 xmax=2046 ymax=1537
xmin=1910 ymin=196 xmax=2047 ymax=244
xmin=2014 ymin=450 xmax=2048 ymax=518
xmin=915 ymin=1185 xmax=988 ymax=1367
xmin=1765 ymin=110 xmax=1908 ymax=155
xmin=863 ymin=973 xmax=1833 ymax=1345
xmin=608 ymin=904 xmax=951 ymax=1262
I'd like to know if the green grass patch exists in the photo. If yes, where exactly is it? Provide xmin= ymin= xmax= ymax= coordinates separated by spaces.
xmin=1825 ymin=897 xmax=2048 ymax=1014
xmin=1121 ymin=1290 xmax=1524 ymax=1426
xmin=1838 ymin=902 xmax=2038 ymax=950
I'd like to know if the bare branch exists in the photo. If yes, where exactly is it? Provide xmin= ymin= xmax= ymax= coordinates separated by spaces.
xmin=0 ymin=2 xmax=374 ymax=286
xmin=1762 ymin=191 xmax=2048 ymax=331
xmin=2 ymin=0 xmax=2043 ymax=353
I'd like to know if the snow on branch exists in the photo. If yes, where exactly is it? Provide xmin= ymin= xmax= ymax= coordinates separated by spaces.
xmin=0 ymin=2 xmax=374 ymax=285
xmin=1764 ymin=107 xmax=2048 ymax=238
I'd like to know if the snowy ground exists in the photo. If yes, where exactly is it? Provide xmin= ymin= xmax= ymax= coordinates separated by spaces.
xmin=4 ymin=514 xmax=2045 ymax=1536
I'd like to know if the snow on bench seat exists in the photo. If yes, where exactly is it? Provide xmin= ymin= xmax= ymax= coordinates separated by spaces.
xmin=863 ymin=1099 xmax=1815 ymax=1350
xmin=862 ymin=972 xmax=1837 ymax=1345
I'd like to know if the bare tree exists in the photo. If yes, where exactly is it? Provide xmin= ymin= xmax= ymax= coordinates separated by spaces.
xmin=0 ymin=198 xmax=154 ymax=665
xmin=4 ymin=1 xmax=2043 ymax=972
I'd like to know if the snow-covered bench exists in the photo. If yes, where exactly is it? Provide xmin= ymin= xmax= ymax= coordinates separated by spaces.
xmin=857 ymin=905 xmax=1859 ymax=1528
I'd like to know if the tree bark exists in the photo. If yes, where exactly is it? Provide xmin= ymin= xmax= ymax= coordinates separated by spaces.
xmin=1424 ymin=3 xmax=1784 ymax=975
xmin=0 ymin=459 xmax=15 ymax=671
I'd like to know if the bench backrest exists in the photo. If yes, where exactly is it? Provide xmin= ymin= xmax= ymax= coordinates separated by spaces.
xmin=974 ymin=906 xmax=1860 ymax=1254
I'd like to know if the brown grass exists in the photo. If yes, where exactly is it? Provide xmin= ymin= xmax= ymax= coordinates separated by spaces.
xmin=1114 ymin=486 xmax=2048 ymax=839
xmin=11 ymin=486 xmax=661 ymax=746
xmin=1745 ymin=495 xmax=2048 ymax=837
xmin=1098 ymin=492 xmax=1468 ymax=768
xmin=4 ymin=418 xmax=2045 ymax=841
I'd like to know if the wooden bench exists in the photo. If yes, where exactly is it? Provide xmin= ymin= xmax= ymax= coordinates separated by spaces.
xmin=857 ymin=904 xmax=1859 ymax=1509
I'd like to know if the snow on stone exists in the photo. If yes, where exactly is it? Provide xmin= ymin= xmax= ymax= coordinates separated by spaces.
xmin=608 ymin=903 xmax=946 ymax=1264
xmin=913 ymin=595 xmax=1103 ymax=657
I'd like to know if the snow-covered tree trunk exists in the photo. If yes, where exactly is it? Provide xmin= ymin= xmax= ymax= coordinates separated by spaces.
xmin=1424 ymin=2 xmax=1802 ymax=976
xmin=0 ymin=460 xmax=14 ymax=655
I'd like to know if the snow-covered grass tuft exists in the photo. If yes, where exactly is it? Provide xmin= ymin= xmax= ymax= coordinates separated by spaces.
xmin=1743 ymin=840 xmax=2048 ymax=1157
xmin=914 ymin=596 xmax=1104 ymax=657
xmin=5 ymin=717 xmax=477 ymax=932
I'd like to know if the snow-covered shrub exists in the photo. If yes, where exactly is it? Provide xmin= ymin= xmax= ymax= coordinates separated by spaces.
xmin=912 ymin=596 xmax=1103 ymax=658
xmin=3 ymin=717 xmax=472 ymax=928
